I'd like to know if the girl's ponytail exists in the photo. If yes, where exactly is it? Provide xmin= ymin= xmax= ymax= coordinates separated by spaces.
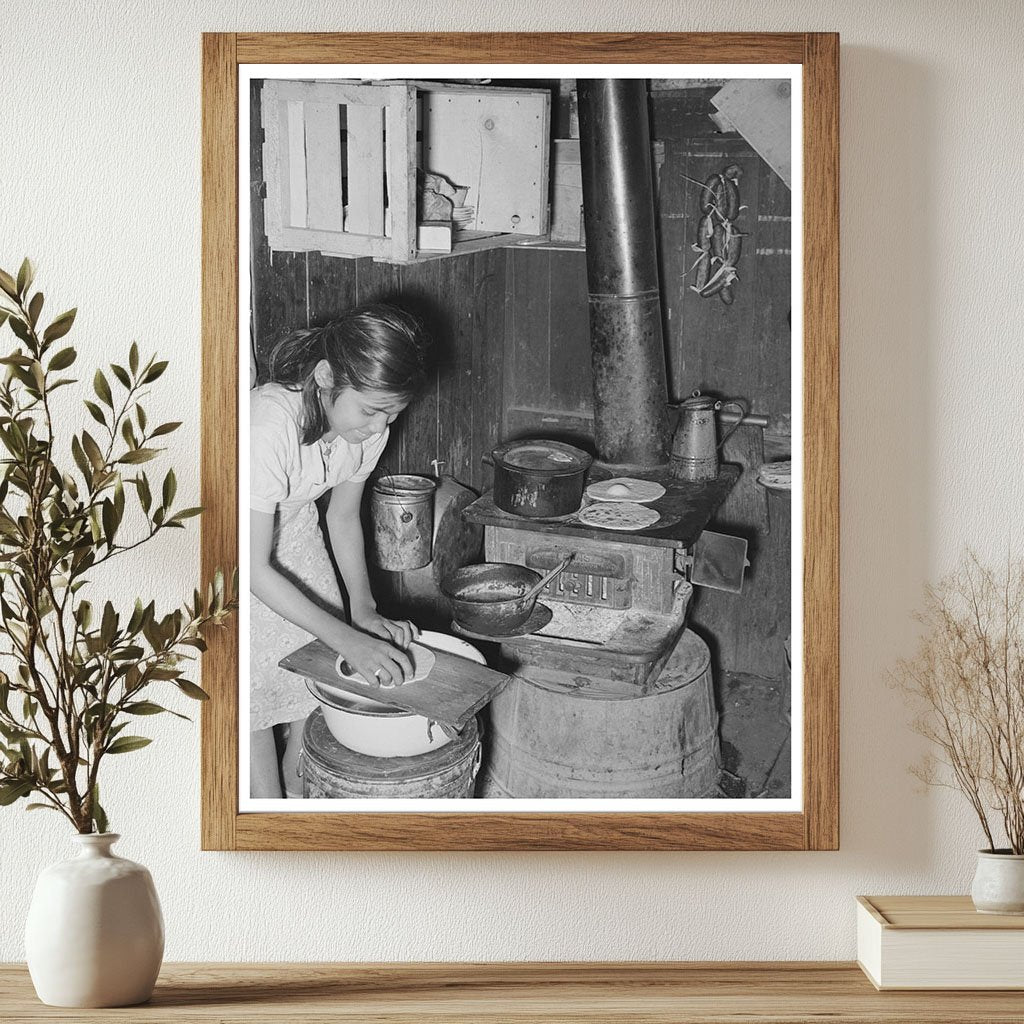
xmin=260 ymin=327 xmax=327 ymax=442
xmin=264 ymin=327 xmax=324 ymax=387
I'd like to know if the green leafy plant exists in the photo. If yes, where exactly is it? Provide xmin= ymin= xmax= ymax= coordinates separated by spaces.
xmin=0 ymin=259 xmax=236 ymax=833
xmin=894 ymin=551 xmax=1024 ymax=853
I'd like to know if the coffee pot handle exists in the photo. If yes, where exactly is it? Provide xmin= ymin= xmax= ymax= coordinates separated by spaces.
xmin=716 ymin=399 xmax=748 ymax=449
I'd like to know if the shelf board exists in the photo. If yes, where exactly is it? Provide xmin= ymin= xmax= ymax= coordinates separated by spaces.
xmin=3 ymin=962 xmax=1022 ymax=1022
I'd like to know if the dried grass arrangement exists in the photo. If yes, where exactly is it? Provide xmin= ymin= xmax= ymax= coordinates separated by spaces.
xmin=894 ymin=552 xmax=1024 ymax=854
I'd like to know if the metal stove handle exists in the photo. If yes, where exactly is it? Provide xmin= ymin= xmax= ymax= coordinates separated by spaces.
xmin=525 ymin=549 xmax=626 ymax=579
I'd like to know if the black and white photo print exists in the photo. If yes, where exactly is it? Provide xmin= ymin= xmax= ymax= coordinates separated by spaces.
xmin=239 ymin=65 xmax=799 ymax=814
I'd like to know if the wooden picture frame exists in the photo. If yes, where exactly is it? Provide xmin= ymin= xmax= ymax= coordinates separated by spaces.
xmin=201 ymin=32 xmax=839 ymax=851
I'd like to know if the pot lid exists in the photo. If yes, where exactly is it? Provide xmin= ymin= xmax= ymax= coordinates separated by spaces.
xmin=680 ymin=392 xmax=717 ymax=410
xmin=493 ymin=440 xmax=593 ymax=475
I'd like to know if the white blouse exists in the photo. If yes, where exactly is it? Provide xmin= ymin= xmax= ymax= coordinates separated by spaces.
xmin=249 ymin=383 xmax=389 ymax=514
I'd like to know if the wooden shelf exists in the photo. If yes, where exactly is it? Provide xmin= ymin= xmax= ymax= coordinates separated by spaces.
xmin=3 ymin=962 xmax=1023 ymax=1022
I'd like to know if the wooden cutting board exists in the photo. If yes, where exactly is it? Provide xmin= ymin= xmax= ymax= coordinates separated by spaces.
xmin=279 ymin=640 xmax=510 ymax=729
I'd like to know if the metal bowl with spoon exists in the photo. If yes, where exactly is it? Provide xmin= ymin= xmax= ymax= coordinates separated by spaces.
xmin=442 ymin=556 xmax=573 ymax=635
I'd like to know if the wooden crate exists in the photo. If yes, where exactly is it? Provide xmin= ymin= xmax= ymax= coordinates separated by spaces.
xmin=261 ymin=79 xmax=551 ymax=264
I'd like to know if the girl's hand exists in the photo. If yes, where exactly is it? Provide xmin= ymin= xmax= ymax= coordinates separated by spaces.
xmin=337 ymin=629 xmax=414 ymax=689
xmin=351 ymin=607 xmax=419 ymax=651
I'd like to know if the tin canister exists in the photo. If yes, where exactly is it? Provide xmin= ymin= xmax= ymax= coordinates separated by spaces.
xmin=371 ymin=475 xmax=437 ymax=570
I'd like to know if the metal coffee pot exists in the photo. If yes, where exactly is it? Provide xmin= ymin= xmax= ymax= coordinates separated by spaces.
xmin=669 ymin=391 xmax=745 ymax=481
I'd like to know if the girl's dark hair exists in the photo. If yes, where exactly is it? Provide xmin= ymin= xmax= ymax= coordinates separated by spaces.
xmin=264 ymin=304 xmax=430 ymax=445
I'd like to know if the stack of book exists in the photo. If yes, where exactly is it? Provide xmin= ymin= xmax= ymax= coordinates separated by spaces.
xmin=857 ymin=895 xmax=1024 ymax=989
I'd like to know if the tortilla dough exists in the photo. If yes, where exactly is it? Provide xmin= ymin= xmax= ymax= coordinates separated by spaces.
xmin=334 ymin=642 xmax=436 ymax=687
xmin=585 ymin=477 xmax=666 ymax=504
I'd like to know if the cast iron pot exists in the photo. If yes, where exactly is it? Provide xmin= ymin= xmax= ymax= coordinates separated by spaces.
xmin=441 ymin=563 xmax=544 ymax=635
xmin=489 ymin=439 xmax=593 ymax=518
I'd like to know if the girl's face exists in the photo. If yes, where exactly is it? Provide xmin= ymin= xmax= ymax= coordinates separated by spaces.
xmin=322 ymin=386 xmax=409 ymax=444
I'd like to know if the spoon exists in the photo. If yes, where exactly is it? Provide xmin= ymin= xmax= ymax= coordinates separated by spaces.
xmin=522 ymin=555 xmax=574 ymax=602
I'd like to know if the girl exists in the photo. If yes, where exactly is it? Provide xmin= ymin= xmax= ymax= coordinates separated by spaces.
xmin=249 ymin=304 xmax=430 ymax=798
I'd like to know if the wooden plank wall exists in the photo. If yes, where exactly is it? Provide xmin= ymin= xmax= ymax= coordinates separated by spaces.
xmin=250 ymin=82 xmax=506 ymax=494
xmin=657 ymin=103 xmax=792 ymax=682
xmin=503 ymin=247 xmax=593 ymax=447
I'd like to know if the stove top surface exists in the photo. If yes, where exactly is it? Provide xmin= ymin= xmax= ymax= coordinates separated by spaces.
xmin=464 ymin=463 xmax=740 ymax=549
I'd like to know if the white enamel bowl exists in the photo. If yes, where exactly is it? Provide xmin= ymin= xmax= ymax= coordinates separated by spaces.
xmin=306 ymin=630 xmax=486 ymax=757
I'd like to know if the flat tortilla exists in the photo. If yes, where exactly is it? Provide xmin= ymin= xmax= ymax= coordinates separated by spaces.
xmin=577 ymin=501 xmax=661 ymax=531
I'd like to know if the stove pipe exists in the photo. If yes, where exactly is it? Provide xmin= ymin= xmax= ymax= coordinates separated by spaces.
xmin=577 ymin=80 xmax=670 ymax=468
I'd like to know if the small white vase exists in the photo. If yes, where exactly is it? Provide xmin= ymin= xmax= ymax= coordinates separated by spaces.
xmin=24 ymin=833 xmax=164 ymax=1007
xmin=971 ymin=849 xmax=1024 ymax=915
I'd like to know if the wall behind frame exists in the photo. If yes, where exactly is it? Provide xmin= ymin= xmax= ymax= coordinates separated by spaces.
xmin=6 ymin=0 xmax=1024 ymax=968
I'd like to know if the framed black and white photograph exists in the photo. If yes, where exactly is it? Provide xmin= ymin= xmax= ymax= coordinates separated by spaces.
xmin=200 ymin=32 xmax=839 ymax=851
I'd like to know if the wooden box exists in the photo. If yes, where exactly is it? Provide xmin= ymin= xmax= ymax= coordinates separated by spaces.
xmin=857 ymin=895 xmax=1024 ymax=990
xmin=261 ymin=79 xmax=551 ymax=264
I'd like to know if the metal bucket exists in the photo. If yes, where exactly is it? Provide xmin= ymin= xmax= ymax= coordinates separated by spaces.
xmin=480 ymin=630 xmax=719 ymax=798
xmin=371 ymin=474 xmax=437 ymax=570
xmin=300 ymin=709 xmax=481 ymax=799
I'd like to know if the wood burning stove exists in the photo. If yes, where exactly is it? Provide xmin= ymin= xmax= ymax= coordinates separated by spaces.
xmin=460 ymin=463 xmax=740 ymax=693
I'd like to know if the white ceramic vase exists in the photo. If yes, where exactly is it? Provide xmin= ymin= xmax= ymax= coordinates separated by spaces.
xmin=971 ymin=850 xmax=1024 ymax=915
xmin=25 ymin=833 xmax=164 ymax=1007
